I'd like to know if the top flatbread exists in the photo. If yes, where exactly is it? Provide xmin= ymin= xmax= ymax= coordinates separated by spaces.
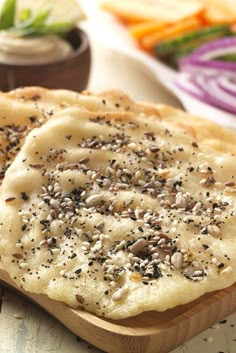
xmin=0 ymin=86 xmax=235 ymax=186
xmin=0 ymin=90 xmax=235 ymax=319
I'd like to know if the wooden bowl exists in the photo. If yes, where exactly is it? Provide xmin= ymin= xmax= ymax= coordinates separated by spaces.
xmin=0 ymin=28 xmax=91 ymax=92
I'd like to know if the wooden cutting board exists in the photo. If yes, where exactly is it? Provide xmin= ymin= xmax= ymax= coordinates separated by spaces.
xmin=0 ymin=261 xmax=235 ymax=353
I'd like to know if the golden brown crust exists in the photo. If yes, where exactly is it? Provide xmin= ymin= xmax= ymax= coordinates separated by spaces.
xmin=152 ymin=103 xmax=236 ymax=155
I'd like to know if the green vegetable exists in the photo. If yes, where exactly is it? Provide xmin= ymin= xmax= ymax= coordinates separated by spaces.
xmin=15 ymin=6 xmax=51 ymax=29
xmin=27 ymin=7 xmax=51 ymax=28
xmin=0 ymin=0 xmax=16 ymax=30
xmin=18 ymin=8 xmax=31 ymax=23
xmin=155 ymin=25 xmax=232 ymax=58
xmin=9 ymin=17 xmax=74 ymax=37
xmin=0 ymin=0 xmax=78 ymax=37
xmin=216 ymin=53 xmax=236 ymax=62
xmin=165 ymin=46 xmax=196 ymax=69
xmin=37 ymin=21 xmax=75 ymax=36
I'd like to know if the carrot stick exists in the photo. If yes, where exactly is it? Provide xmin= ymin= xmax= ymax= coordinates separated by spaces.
xmin=129 ymin=21 xmax=167 ymax=40
xmin=140 ymin=16 xmax=202 ymax=50
xmin=121 ymin=17 xmax=146 ymax=26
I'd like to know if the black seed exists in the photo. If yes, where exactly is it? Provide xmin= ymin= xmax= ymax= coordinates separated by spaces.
xmin=219 ymin=319 xmax=227 ymax=324
xmin=29 ymin=116 xmax=36 ymax=123
xmin=202 ymin=244 xmax=209 ymax=250
xmin=218 ymin=263 xmax=225 ymax=269
xmin=40 ymin=219 xmax=49 ymax=226
xmin=21 ymin=192 xmax=29 ymax=201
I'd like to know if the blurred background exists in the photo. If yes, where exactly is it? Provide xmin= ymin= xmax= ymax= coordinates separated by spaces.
xmin=0 ymin=1 xmax=235 ymax=353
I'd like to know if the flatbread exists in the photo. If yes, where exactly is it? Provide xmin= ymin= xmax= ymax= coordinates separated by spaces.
xmin=0 ymin=90 xmax=235 ymax=319
xmin=1 ymin=87 xmax=234 ymax=186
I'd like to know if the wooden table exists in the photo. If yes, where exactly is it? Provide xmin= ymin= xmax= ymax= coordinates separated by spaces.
xmin=0 ymin=31 xmax=236 ymax=353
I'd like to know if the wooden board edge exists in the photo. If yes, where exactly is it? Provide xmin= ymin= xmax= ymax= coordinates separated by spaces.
xmin=0 ymin=262 xmax=236 ymax=353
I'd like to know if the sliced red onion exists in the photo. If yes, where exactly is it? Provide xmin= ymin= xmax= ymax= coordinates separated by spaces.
xmin=218 ymin=76 xmax=236 ymax=96
xmin=176 ymin=37 xmax=236 ymax=115
xmin=191 ymin=75 xmax=236 ymax=114
xmin=176 ymin=72 xmax=210 ymax=100
xmin=179 ymin=37 xmax=236 ymax=73
xmin=176 ymin=73 xmax=236 ymax=115
xmin=179 ymin=58 xmax=236 ymax=74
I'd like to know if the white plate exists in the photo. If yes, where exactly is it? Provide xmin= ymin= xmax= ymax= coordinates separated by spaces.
xmin=81 ymin=0 xmax=236 ymax=130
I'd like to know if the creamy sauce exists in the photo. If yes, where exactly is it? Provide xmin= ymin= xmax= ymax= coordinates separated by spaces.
xmin=0 ymin=32 xmax=73 ymax=65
